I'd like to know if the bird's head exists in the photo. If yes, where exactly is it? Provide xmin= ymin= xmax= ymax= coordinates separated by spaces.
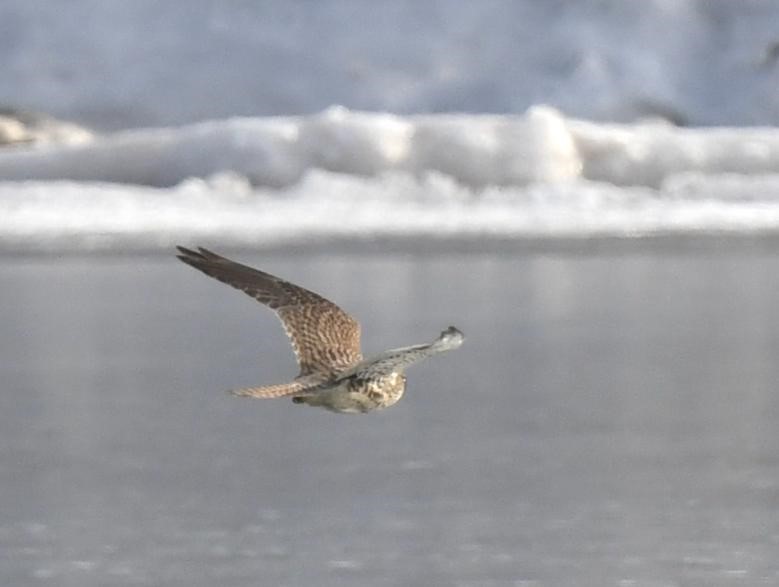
xmin=437 ymin=326 xmax=465 ymax=350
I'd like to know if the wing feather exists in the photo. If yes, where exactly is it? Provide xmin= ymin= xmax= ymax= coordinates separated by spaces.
xmin=177 ymin=246 xmax=362 ymax=375
xmin=337 ymin=327 xmax=464 ymax=379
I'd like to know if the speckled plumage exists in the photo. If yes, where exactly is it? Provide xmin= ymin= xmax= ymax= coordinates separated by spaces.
xmin=176 ymin=246 xmax=464 ymax=413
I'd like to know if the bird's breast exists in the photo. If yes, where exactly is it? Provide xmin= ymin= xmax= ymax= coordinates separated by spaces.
xmin=350 ymin=372 xmax=406 ymax=410
xmin=299 ymin=372 xmax=406 ymax=413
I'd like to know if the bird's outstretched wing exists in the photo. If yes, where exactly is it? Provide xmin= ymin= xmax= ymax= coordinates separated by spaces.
xmin=336 ymin=326 xmax=464 ymax=380
xmin=176 ymin=246 xmax=363 ymax=376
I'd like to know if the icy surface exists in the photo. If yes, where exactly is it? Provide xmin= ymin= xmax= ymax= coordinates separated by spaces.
xmin=3 ymin=108 xmax=779 ymax=251
xmin=3 ymin=254 xmax=779 ymax=585
xmin=2 ymin=1 xmax=779 ymax=128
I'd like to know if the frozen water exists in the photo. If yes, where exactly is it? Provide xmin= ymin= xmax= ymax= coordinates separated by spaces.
xmin=2 ymin=252 xmax=779 ymax=585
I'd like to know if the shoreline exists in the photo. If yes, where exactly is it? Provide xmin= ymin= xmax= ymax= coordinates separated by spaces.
xmin=4 ymin=231 xmax=779 ymax=258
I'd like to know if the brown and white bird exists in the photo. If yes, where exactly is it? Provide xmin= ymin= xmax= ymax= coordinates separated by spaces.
xmin=176 ymin=247 xmax=464 ymax=413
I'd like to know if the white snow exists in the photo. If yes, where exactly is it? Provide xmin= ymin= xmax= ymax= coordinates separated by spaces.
xmin=2 ymin=1 xmax=779 ymax=129
xmin=3 ymin=107 xmax=779 ymax=251
xmin=3 ymin=1 xmax=779 ymax=251
xmin=0 ymin=107 xmax=584 ymax=188
xmin=0 ymin=110 xmax=93 ymax=147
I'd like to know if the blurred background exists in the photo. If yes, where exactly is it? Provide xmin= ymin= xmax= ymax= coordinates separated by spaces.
xmin=3 ymin=2 xmax=779 ymax=586
xmin=3 ymin=0 xmax=779 ymax=250
xmin=3 ymin=0 xmax=779 ymax=128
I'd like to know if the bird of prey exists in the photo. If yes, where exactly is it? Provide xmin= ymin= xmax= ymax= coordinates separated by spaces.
xmin=176 ymin=247 xmax=464 ymax=413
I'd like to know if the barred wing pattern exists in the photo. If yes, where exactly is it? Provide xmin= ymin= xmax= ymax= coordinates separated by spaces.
xmin=176 ymin=247 xmax=363 ymax=377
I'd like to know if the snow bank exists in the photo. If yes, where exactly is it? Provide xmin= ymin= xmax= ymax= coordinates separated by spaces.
xmin=4 ymin=107 xmax=779 ymax=251
xmin=6 ymin=170 xmax=779 ymax=253
xmin=0 ymin=107 xmax=581 ymax=187
xmin=3 ymin=1 xmax=779 ymax=128
xmin=0 ymin=109 xmax=94 ymax=147
xmin=2 ymin=107 xmax=779 ymax=190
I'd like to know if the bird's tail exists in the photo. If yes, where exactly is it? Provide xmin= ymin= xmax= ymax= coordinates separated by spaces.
xmin=229 ymin=381 xmax=306 ymax=399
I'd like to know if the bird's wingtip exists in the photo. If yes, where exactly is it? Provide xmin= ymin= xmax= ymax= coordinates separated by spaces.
xmin=175 ymin=245 xmax=222 ymax=265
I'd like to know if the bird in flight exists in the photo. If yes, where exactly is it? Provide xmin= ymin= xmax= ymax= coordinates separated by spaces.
xmin=176 ymin=247 xmax=464 ymax=413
